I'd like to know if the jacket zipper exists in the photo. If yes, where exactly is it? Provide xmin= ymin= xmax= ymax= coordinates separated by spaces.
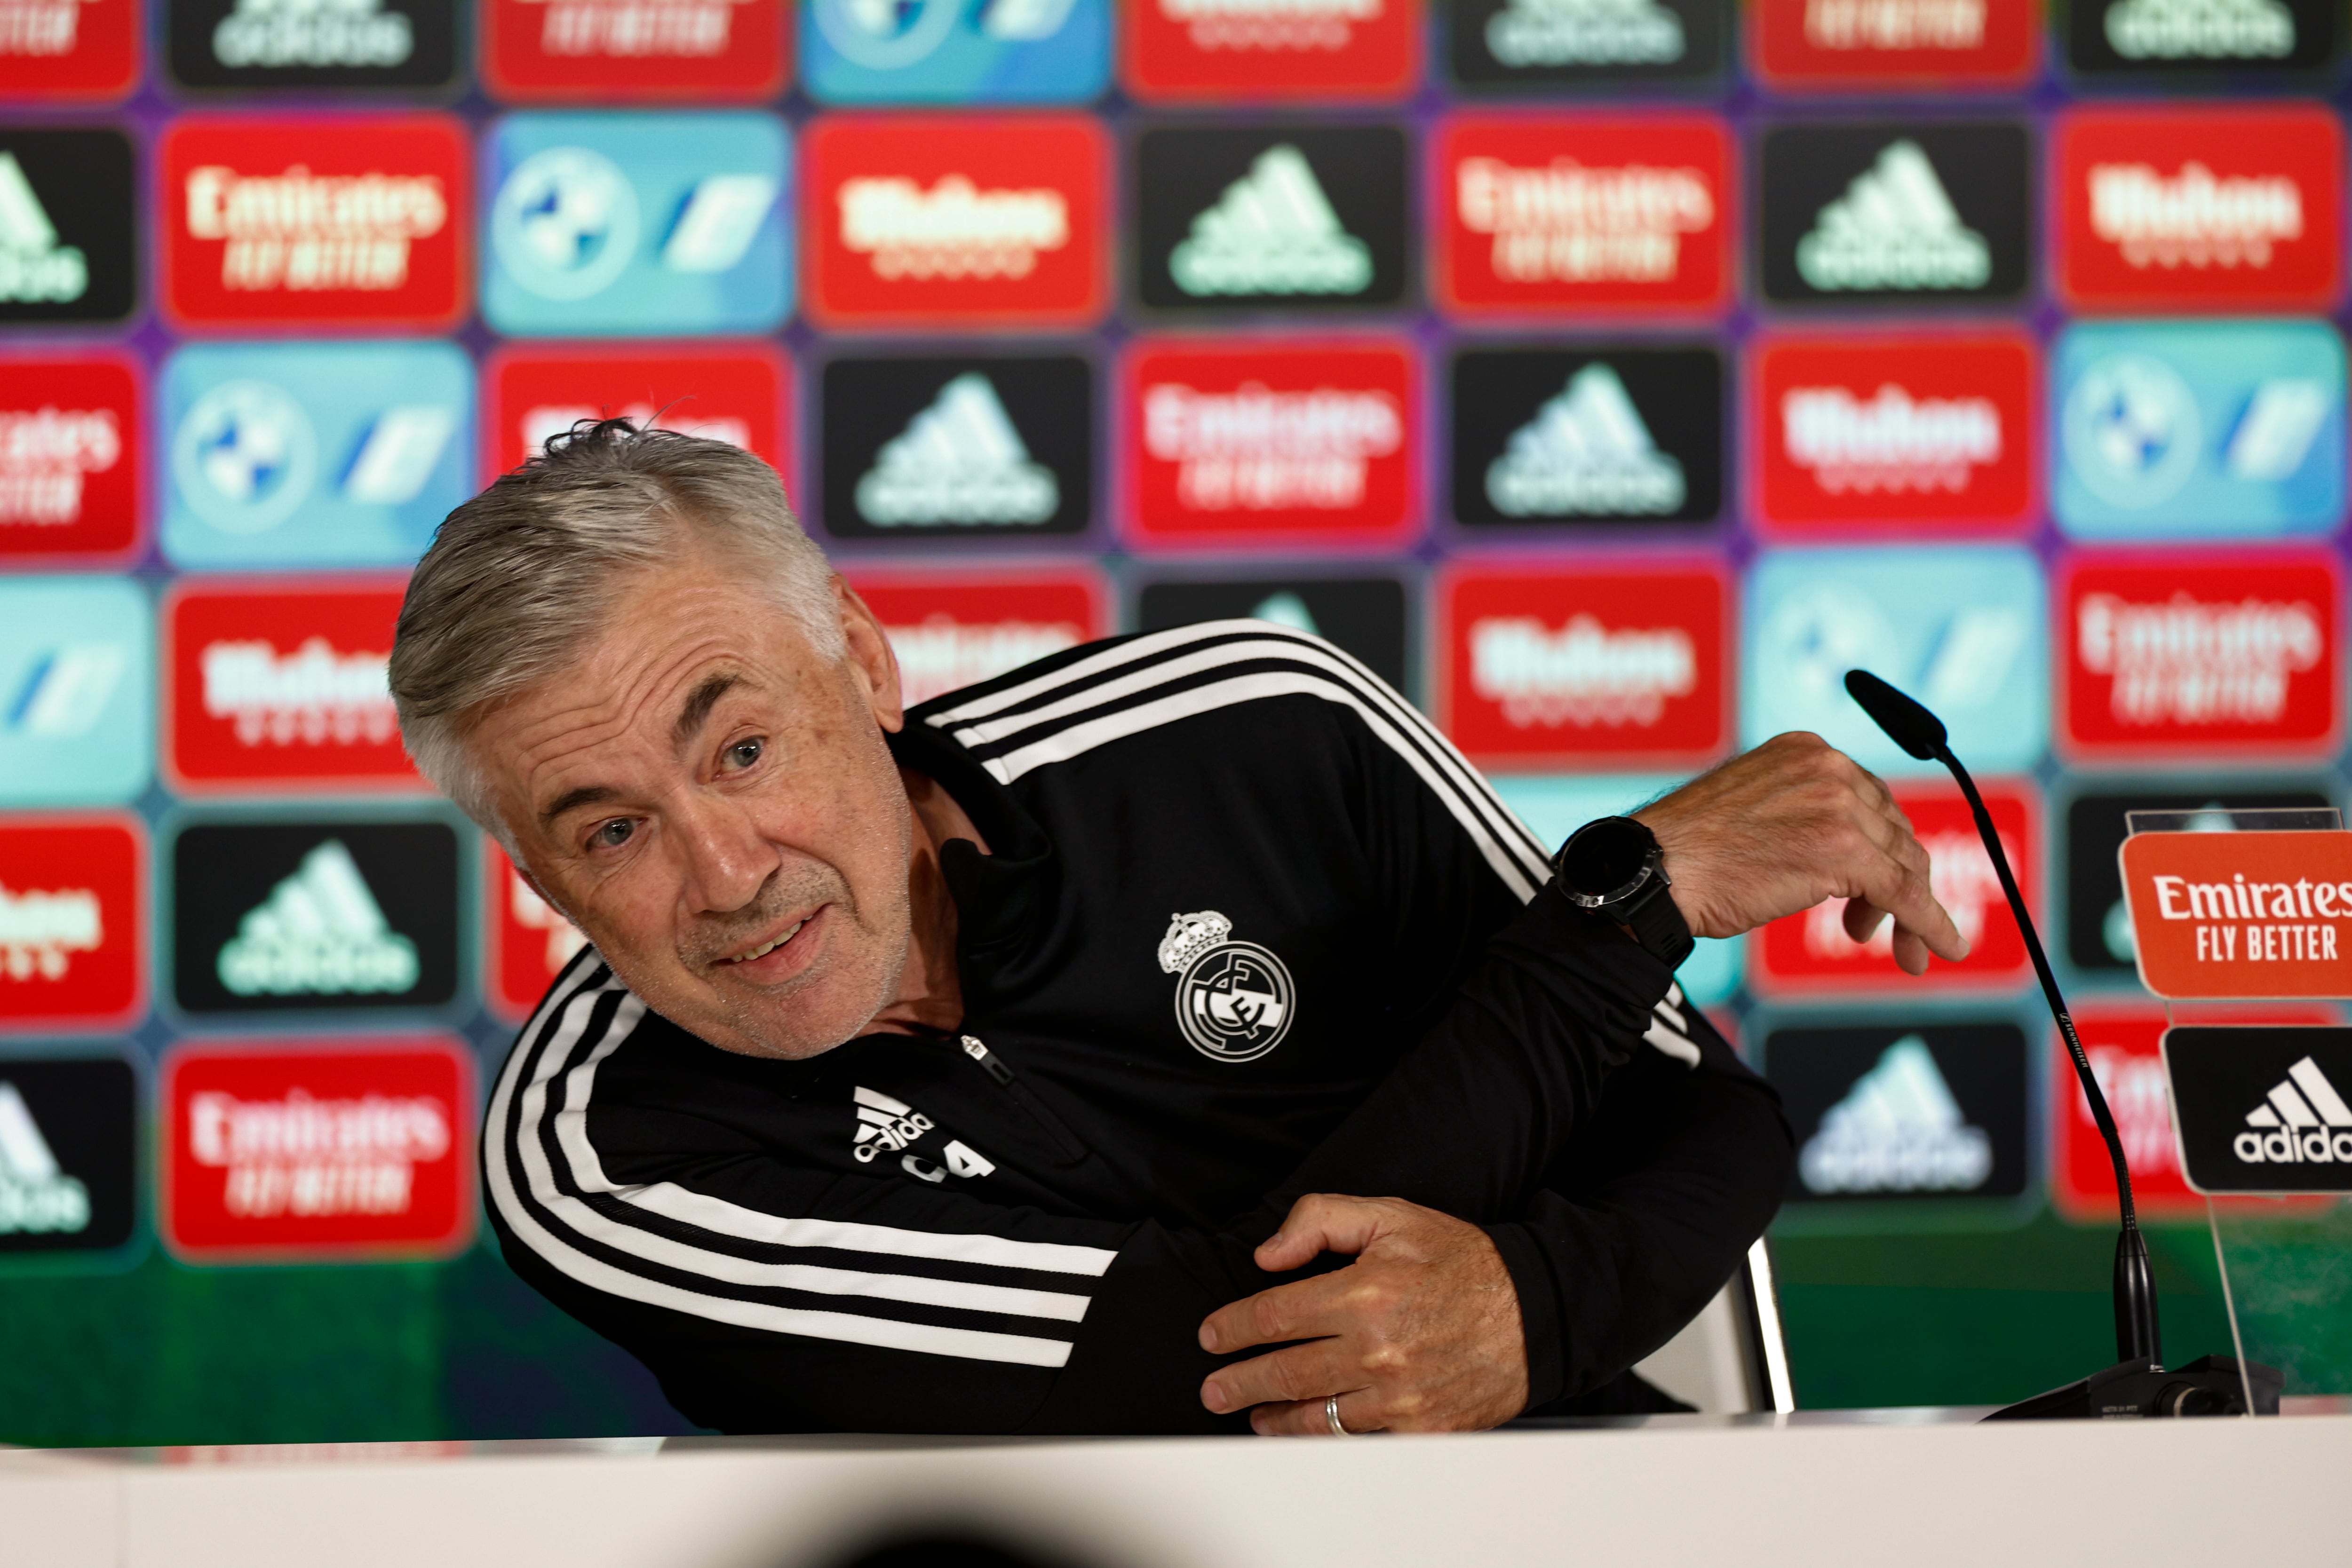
xmin=957 ymin=1033 xmax=1086 ymax=1164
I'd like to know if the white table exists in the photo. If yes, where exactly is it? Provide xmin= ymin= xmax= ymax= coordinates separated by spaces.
xmin=11 ymin=1407 xmax=2349 ymax=1568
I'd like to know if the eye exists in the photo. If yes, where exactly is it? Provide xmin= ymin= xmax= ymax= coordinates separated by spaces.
xmin=722 ymin=737 xmax=764 ymax=772
xmin=588 ymin=818 xmax=636 ymax=851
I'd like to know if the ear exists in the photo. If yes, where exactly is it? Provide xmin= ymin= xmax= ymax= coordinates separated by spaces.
xmin=834 ymin=576 xmax=906 ymax=733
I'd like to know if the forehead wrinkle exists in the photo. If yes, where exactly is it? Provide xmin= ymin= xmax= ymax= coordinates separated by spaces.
xmin=503 ymin=634 xmax=744 ymax=806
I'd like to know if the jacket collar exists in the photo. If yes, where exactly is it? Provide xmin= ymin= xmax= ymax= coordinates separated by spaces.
xmin=885 ymin=717 xmax=1057 ymax=1004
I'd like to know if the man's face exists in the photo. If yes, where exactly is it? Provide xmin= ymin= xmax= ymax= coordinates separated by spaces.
xmin=469 ymin=556 xmax=915 ymax=1059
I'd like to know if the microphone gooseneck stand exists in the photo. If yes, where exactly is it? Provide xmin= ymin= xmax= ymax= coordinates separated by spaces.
xmin=1841 ymin=670 xmax=2279 ymax=1419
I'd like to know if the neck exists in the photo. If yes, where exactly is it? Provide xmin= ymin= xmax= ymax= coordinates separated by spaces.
xmin=865 ymin=765 xmax=988 ymax=1037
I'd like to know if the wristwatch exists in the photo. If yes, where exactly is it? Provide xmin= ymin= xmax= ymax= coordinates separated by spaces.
xmin=1555 ymin=816 xmax=1695 ymax=970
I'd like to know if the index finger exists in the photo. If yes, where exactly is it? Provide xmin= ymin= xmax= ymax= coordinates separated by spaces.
xmin=1858 ymin=838 xmax=1970 ymax=965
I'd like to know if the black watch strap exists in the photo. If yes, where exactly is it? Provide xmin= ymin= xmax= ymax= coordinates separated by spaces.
xmin=1618 ymin=874 xmax=1696 ymax=971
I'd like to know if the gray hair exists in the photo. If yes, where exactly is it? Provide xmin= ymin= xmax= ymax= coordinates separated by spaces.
xmin=390 ymin=418 xmax=842 ymax=837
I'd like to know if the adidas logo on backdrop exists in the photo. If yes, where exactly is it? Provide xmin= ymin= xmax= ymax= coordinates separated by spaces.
xmin=1798 ymin=140 xmax=1988 ymax=293
xmin=0 ymin=1079 xmax=88 ymax=1235
xmin=1170 ymin=145 xmax=1370 ymax=299
xmin=173 ymin=820 xmax=457 ymax=1014
xmin=1451 ymin=347 xmax=1721 ymax=527
xmin=216 ymin=839 xmax=417 ymax=998
xmin=2073 ymin=0 xmax=2328 ymax=67
xmin=1762 ymin=123 xmax=2028 ymax=304
xmin=1449 ymin=0 xmax=1720 ymax=82
xmin=822 ymin=355 xmax=1090 ymax=540
xmin=1764 ymin=1021 xmax=2029 ymax=1208
xmin=1800 ymin=1034 xmax=1992 ymax=1193
xmin=0 ymin=151 xmax=86 ymax=306
xmin=1137 ymin=127 xmax=1406 ymax=310
xmin=1486 ymin=364 xmax=1685 ymax=517
xmin=857 ymin=373 xmax=1058 ymax=528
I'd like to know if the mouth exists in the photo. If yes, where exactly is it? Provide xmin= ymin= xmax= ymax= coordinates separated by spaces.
xmin=715 ymin=906 xmax=824 ymax=981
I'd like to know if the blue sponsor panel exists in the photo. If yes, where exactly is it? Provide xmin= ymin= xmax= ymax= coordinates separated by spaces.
xmin=160 ymin=342 xmax=475 ymax=572
xmin=1489 ymin=773 xmax=1744 ymax=1009
xmin=483 ymin=113 xmax=793 ymax=337
xmin=2053 ymin=320 xmax=2346 ymax=540
xmin=803 ymin=0 xmax=1109 ymax=103
xmin=1743 ymin=546 xmax=2048 ymax=778
xmin=0 ymin=577 xmax=153 ymax=807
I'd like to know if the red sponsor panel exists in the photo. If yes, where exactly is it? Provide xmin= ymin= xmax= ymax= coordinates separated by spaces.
xmin=1750 ymin=0 xmax=2036 ymax=89
xmin=1756 ymin=781 xmax=2036 ymax=995
xmin=1754 ymin=333 xmax=2036 ymax=535
xmin=0 ymin=814 xmax=144 ymax=1029
xmin=847 ymin=568 xmax=1107 ymax=710
xmin=0 ymin=0 xmax=139 ymax=99
xmin=162 ymin=1038 xmax=474 ymax=1261
xmin=1124 ymin=338 xmax=1417 ymax=551
xmin=2121 ymin=831 xmax=2352 ymax=1000
xmin=1121 ymin=0 xmax=1420 ymax=101
xmin=484 ymin=345 xmax=792 ymax=484
xmin=2058 ymin=551 xmax=2340 ymax=764
xmin=1437 ymin=562 xmax=1730 ymax=769
xmin=2055 ymin=1006 xmax=2334 ymax=1223
xmin=165 ymin=579 xmax=420 ymax=792
xmin=0 ymin=352 xmax=141 ymax=562
xmin=1434 ymin=116 xmax=1732 ymax=318
xmin=804 ymin=115 xmax=1107 ymax=331
xmin=160 ymin=115 xmax=471 ymax=333
xmin=482 ymin=0 xmax=788 ymax=100
xmin=485 ymin=847 xmax=590 ymax=1022
xmin=2057 ymin=106 xmax=2344 ymax=315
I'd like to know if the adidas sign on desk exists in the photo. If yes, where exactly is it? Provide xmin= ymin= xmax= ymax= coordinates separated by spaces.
xmin=169 ymin=817 xmax=460 ymax=1016
xmin=1135 ymin=126 xmax=1407 ymax=311
xmin=1758 ymin=123 xmax=2030 ymax=305
xmin=2163 ymin=1027 xmax=2352 ymax=1195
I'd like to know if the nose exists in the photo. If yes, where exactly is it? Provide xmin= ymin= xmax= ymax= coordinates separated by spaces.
xmin=671 ymin=791 xmax=780 ymax=917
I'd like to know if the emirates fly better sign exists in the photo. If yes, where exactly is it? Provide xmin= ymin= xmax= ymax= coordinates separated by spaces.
xmin=2120 ymin=830 xmax=2352 ymax=998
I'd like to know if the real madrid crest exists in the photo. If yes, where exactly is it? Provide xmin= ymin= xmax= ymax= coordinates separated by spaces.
xmin=1157 ymin=910 xmax=1296 ymax=1063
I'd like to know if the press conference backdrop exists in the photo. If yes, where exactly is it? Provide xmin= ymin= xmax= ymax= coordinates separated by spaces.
xmin=1 ymin=0 xmax=2348 ymax=1445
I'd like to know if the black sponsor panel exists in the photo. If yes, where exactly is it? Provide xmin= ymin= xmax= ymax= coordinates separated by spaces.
xmin=2064 ymin=788 xmax=2331 ymax=975
xmin=2166 ymin=1026 xmax=2352 ymax=1194
xmin=171 ymin=820 xmax=460 ymax=1014
xmin=1446 ymin=0 xmax=1724 ymax=86
xmin=0 ymin=129 xmax=136 ymax=326
xmin=1135 ymin=126 xmax=1410 ymax=312
xmin=167 ymin=0 xmax=459 ymax=89
xmin=1764 ymin=1021 xmax=2031 ymax=1205
xmin=1135 ymin=576 xmax=1411 ymax=694
xmin=820 ymin=355 xmax=1091 ymax=541
xmin=1758 ymin=122 xmax=2032 ymax=306
xmin=0 ymin=1056 xmax=136 ymax=1257
xmin=1450 ymin=346 xmax=1722 ymax=527
xmin=2065 ymin=0 xmax=2336 ymax=74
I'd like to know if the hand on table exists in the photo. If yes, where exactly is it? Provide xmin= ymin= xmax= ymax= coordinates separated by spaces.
xmin=1634 ymin=731 xmax=1970 ymax=977
xmin=1197 ymin=1194 xmax=1528 ymax=1436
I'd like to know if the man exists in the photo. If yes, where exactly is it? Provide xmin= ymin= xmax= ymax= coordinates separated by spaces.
xmin=390 ymin=422 xmax=1964 ymax=1436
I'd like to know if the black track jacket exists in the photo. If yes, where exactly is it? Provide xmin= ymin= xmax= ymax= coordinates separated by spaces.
xmin=484 ymin=621 xmax=1794 ymax=1434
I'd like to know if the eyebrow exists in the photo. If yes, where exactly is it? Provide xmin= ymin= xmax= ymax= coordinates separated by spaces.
xmin=538 ymin=784 xmax=620 ymax=835
xmin=672 ymin=673 xmax=742 ymax=749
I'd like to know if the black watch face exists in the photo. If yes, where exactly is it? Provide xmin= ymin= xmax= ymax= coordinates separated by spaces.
xmin=1562 ymin=818 xmax=1649 ymax=898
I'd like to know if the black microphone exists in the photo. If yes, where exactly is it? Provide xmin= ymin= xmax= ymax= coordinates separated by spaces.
xmin=1842 ymin=670 xmax=2193 ymax=1411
